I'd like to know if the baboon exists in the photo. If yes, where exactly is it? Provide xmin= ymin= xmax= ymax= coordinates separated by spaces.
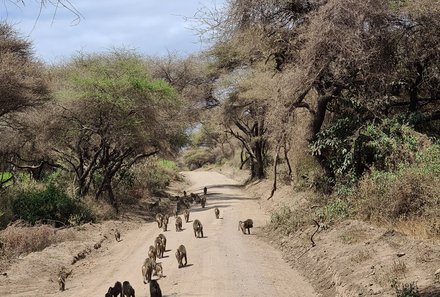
xmin=142 ymin=258 xmax=155 ymax=284
xmin=190 ymin=192 xmax=201 ymax=203
xmin=155 ymin=237 xmax=164 ymax=258
xmin=162 ymin=215 xmax=169 ymax=232
xmin=58 ymin=273 xmax=65 ymax=291
xmin=157 ymin=234 xmax=167 ymax=251
xmin=183 ymin=190 xmax=187 ymax=197
xmin=112 ymin=281 xmax=123 ymax=297
xmin=203 ymin=186 xmax=207 ymax=195
xmin=175 ymin=245 xmax=187 ymax=268
xmin=57 ymin=267 xmax=72 ymax=291
xmin=193 ymin=219 xmax=203 ymax=238
xmin=105 ymin=286 xmax=113 ymax=297
xmin=148 ymin=245 xmax=157 ymax=262
xmin=149 ymin=279 xmax=162 ymax=297
xmin=238 ymin=219 xmax=253 ymax=234
xmin=214 ymin=207 xmax=220 ymax=219
xmin=175 ymin=216 xmax=183 ymax=232
xmin=155 ymin=213 xmax=164 ymax=228
xmin=183 ymin=209 xmax=190 ymax=223
xmin=200 ymin=196 xmax=206 ymax=208
xmin=122 ymin=281 xmax=135 ymax=297
xmin=115 ymin=229 xmax=121 ymax=242
xmin=153 ymin=262 xmax=163 ymax=278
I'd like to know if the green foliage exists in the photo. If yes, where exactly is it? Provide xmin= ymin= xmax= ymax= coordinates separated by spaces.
xmin=12 ymin=185 xmax=94 ymax=225
xmin=270 ymin=206 xmax=292 ymax=228
xmin=322 ymin=199 xmax=351 ymax=223
xmin=145 ymin=159 xmax=179 ymax=193
xmin=311 ymin=118 xmax=427 ymax=185
xmin=182 ymin=148 xmax=217 ymax=170
xmin=64 ymin=51 xmax=179 ymax=109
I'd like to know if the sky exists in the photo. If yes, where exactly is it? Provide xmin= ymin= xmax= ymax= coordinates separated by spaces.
xmin=0 ymin=0 xmax=225 ymax=64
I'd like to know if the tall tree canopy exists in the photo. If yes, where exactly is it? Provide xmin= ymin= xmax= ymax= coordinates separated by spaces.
xmin=46 ymin=51 xmax=184 ymax=210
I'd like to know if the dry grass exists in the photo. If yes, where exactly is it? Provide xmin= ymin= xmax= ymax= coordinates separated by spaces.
xmin=350 ymin=249 xmax=372 ymax=263
xmin=0 ymin=225 xmax=74 ymax=258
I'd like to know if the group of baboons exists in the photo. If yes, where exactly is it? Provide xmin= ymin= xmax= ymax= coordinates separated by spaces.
xmin=89 ymin=185 xmax=252 ymax=297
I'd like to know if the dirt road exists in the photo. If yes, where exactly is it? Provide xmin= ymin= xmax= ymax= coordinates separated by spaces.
xmin=47 ymin=171 xmax=317 ymax=296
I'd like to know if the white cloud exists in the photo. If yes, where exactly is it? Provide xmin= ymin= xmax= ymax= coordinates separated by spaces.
xmin=0 ymin=0 xmax=225 ymax=63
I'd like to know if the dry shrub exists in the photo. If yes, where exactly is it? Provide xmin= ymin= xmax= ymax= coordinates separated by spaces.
xmin=0 ymin=225 xmax=62 ymax=258
xmin=355 ymin=169 xmax=440 ymax=221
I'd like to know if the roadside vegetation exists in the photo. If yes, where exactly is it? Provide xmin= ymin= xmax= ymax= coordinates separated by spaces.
xmin=1 ymin=3 xmax=440 ymax=289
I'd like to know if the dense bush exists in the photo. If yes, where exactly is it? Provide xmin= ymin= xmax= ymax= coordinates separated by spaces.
xmin=12 ymin=185 xmax=94 ymax=225
xmin=182 ymin=148 xmax=217 ymax=170
xmin=310 ymin=118 xmax=429 ymax=185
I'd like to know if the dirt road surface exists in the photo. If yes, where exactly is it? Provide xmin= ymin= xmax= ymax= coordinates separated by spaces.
xmin=13 ymin=171 xmax=318 ymax=297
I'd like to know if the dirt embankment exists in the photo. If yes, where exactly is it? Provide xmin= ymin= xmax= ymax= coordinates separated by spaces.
xmin=242 ymin=175 xmax=440 ymax=297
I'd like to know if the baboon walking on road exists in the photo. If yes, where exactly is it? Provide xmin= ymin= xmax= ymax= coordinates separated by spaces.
xmin=175 ymin=244 xmax=187 ymax=268
xmin=162 ymin=215 xmax=169 ymax=232
xmin=142 ymin=258 xmax=155 ymax=284
xmin=150 ymin=279 xmax=162 ymax=297
xmin=183 ymin=209 xmax=190 ymax=223
xmin=122 ymin=281 xmax=135 ymax=297
xmin=203 ymin=186 xmax=207 ymax=195
xmin=200 ymin=196 xmax=206 ymax=208
xmin=155 ymin=214 xmax=164 ymax=228
xmin=239 ymin=219 xmax=253 ymax=234
xmin=214 ymin=207 xmax=220 ymax=219
xmin=57 ymin=267 xmax=72 ymax=291
xmin=193 ymin=219 xmax=203 ymax=238
xmin=115 ymin=229 xmax=121 ymax=242
xmin=175 ymin=216 xmax=183 ymax=232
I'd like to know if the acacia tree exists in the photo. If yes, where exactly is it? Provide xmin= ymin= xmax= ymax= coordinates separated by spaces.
xmin=0 ymin=23 xmax=50 ymax=188
xmin=203 ymin=0 xmax=440 ymax=184
xmin=47 ymin=51 xmax=183 ymax=211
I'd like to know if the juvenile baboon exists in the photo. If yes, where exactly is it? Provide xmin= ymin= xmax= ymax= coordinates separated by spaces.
xmin=175 ymin=216 xmax=183 ymax=232
xmin=238 ymin=219 xmax=254 ymax=234
xmin=142 ymin=258 xmax=155 ymax=284
xmin=193 ymin=219 xmax=203 ymax=238
xmin=115 ymin=229 xmax=121 ymax=242
xmin=201 ymin=196 xmax=206 ymax=208
xmin=153 ymin=262 xmax=163 ymax=278
xmin=183 ymin=209 xmax=190 ymax=223
xmin=58 ymin=273 xmax=65 ymax=291
xmin=158 ymin=234 xmax=167 ymax=251
xmin=203 ymin=186 xmax=207 ymax=195
xmin=162 ymin=215 xmax=169 ymax=232
xmin=155 ymin=213 xmax=164 ymax=228
xmin=57 ymin=266 xmax=72 ymax=291
xmin=112 ymin=281 xmax=123 ymax=297
xmin=214 ymin=207 xmax=220 ymax=219
xmin=148 ymin=245 xmax=157 ymax=262
xmin=105 ymin=286 xmax=113 ymax=297
xmin=149 ymin=279 xmax=162 ymax=297
xmin=122 ymin=281 xmax=135 ymax=297
xmin=156 ymin=213 xmax=164 ymax=228
xmin=175 ymin=244 xmax=187 ymax=268
xmin=155 ymin=237 xmax=164 ymax=258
